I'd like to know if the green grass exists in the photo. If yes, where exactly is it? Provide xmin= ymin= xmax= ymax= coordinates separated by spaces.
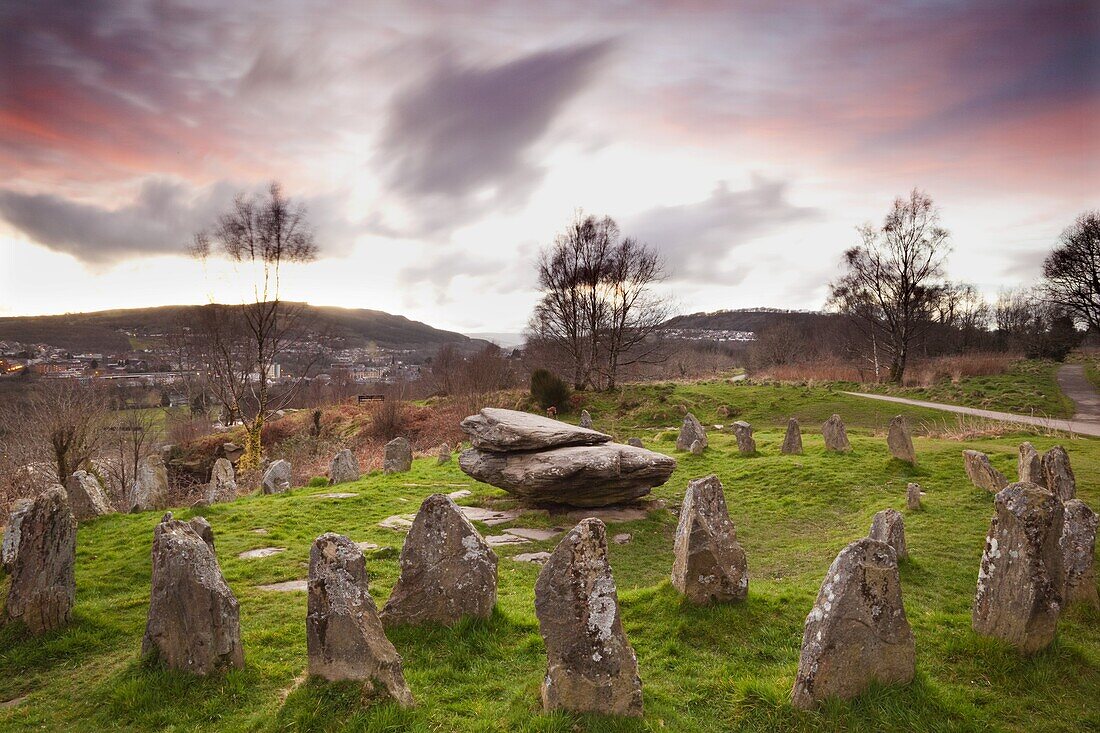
xmin=1084 ymin=360 xmax=1100 ymax=394
xmin=856 ymin=359 xmax=1075 ymax=418
xmin=1 ymin=382 xmax=1098 ymax=731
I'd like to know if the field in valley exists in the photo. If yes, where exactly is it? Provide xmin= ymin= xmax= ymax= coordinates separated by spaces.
xmin=1 ymin=380 xmax=1098 ymax=732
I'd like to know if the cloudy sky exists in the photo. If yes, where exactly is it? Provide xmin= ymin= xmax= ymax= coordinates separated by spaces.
xmin=1 ymin=0 xmax=1097 ymax=333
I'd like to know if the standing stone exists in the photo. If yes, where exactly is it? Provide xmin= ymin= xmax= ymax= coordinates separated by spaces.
xmin=205 ymin=458 xmax=237 ymax=504
xmin=781 ymin=418 xmax=803 ymax=455
xmin=822 ymin=414 xmax=851 ymax=453
xmin=732 ymin=421 xmax=756 ymax=454
xmin=962 ymin=450 xmax=1008 ymax=493
xmin=436 ymin=443 xmax=452 ymax=465
xmin=306 ymin=533 xmax=415 ymax=706
xmin=973 ymin=482 xmax=1063 ymax=653
xmin=1018 ymin=442 xmax=1044 ymax=484
xmin=4 ymin=486 xmax=76 ymax=635
xmin=142 ymin=515 xmax=243 ymax=673
xmin=261 ymin=459 xmax=292 ymax=494
xmin=671 ymin=475 xmax=748 ymax=603
xmin=129 ymin=454 xmax=169 ymax=512
xmin=188 ymin=516 xmax=215 ymax=551
xmin=676 ymin=413 xmax=707 ymax=452
xmin=689 ymin=439 xmax=704 ymax=455
xmin=535 ymin=518 xmax=643 ymax=717
xmin=1060 ymin=499 xmax=1098 ymax=609
xmin=1 ymin=498 xmax=32 ymax=572
xmin=791 ymin=538 xmax=914 ymax=709
xmin=221 ymin=442 xmax=244 ymax=463
xmin=717 ymin=406 xmax=730 ymax=418
xmin=627 ymin=437 xmax=644 ymax=448
xmin=906 ymin=483 xmax=922 ymax=511
xmin=329 ymin=449 xmax=360 ymax=485
xmin=579 ymin=409 xmax=593 ymax=429
xmin=869 ymin=508 xmax=907 ymax=561
xmin=383 ymin=437 xmax=413 ymax=474
xmin=65 ymin=470 xmax=113 ymax=520
xmin=887 ymin=415 xmax=916 ymax=464
xmin=1041 ymin=446 xmax=1075 ymax=502
xmin=381 ymin=494 xmax=497 ymax=626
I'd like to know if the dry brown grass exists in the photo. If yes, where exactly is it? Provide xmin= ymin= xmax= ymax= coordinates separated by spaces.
xmin=919 ymin=414 xmax=1075 ymax=441
xmin=755 ymin=353 xmax=1016 ymax=386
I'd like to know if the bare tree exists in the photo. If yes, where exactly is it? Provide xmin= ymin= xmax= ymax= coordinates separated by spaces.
xmin=1042 ymin=210 xmax=1100 ymax=333
xmin=102 ymin=404 xmax=163 ymax=503
xmin=527 ymin=213 xmax=670 ymax=390
xmin=190 ymin=182 xmax=318 ymax=469
xmin=828 ymin=189 xmax=950 ymax=383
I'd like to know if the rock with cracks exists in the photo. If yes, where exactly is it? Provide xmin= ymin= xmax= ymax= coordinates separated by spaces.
xmin=973 ymin=481 xmax=1063 ymax=654
xmin=579 ymin=409 xmax=593 ymax=429
xmin=906 ymin=483 xmax=922 ymax=511
xmin=329 ymin=449 xmax=360 ymax=485
xmin=822 ymin=414 xmax=851 ymax=452
xmin=535 ymin=518 xmax=643 ymax=717
xmin=205 ymin=458 xmax=237 ymax=504
xmin=461 ymin=407 xmax=611 ymax=452
xmin=671 ymin=475 xmax=748 ymax=603
xmin=963 ymin=450 xmax=1008 ymax=493
xmin=437 ymin=443 xmax=452 ymax=465
xmin=1 ymin=498 xmax=32 ymax=572
xmin=459 ymin=442 xmax=676 ymax=507
xmin=306 ymin=533 xmax=414 ymax=706
xmin=732 ymin=421 xmax=756 ymax=454
xmin=781 ymin=418 xmax=803 ymax=455
xmin=129 ymin=454 xmax=169 ymax=512
xmin=65 ymin=470 xmax=113 ymax=520
xmin=1018 ymin=442 xmax=1044 ymax=484
xmin=381 ymin=494 xmax=497 ymax=626
xmin=791 ymin=538 xmax=914 ymax=709
xmin=1041 ymin=446 xmax=1075 ymax=501
xmin=887 ymin=415 xmax=916 ymax=464
xmin=142 ymin=515 xmax=243 ymax=673
xmin=676 ymin=413 xmax=707 ymax=452
xmin=1060 ymin=499 xmax=1098 ymax=609
xmin=262 ymin=459 xmax=292 ymax=494
xmin=4 ymin=486 xmax=76 ymax=635
xmin=869 ymin=508 xmax=908 ymax=561
xmin=383 ymin=437 xmax=412 ymax=474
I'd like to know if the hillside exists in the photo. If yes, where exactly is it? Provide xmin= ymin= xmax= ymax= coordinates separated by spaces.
xmin=663 ymin=308 xmax=839 ymax=334
xmin=0 ymin=304 xmax=485 ymax=354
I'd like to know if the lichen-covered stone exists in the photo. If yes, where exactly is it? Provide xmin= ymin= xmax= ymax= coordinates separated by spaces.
xmin=822 ymin=414 xmax=851 ymax=452
xmin=676 ymin=413 xmax=707 ymax=452
xmin=4 ymin=486 xmax=76 ymax=634
xmin=887 ymin=415 xmax=916 ymax=464
xmin=1060 ymin=499 xmax=1098 ymax=609
xmin=381 ymin=494 xmax=497 ymax=626
xmin=205 ymin=458 xmax=237 ymax=504
xmin=129 ymin=454 xmax=169 ymax=512
xmin=1017 ymin=442 xmax=1044 ymax=484
xmin=2 ymin=498 xmax=32 ymax=573
xmin=671 ymin=475 xmax=748 ymax=603
xmin=65 ymin=470 xmax=113 ymax=520
xmin=262 ymin=459 xmax=292 ymax=494
xmin=906 ymin=483 xmax=921 ymax=511
xmin=781 ymin=418 xmax=803 ymax=455
xmin=436 ymin=443 xmax=452 ymax=465
xmin=461 ymin=407 xmax=610 ymax=452
xmin=732 ymin=421 xmax=756 ymax=454
xmin=973 ymin=482 xmax=1063 ymax=653
xmin=1041 ymin=446 xmax=1075 ymax=501
xmin=689 ymin=439 xmax=704 ymax=455
xmin=329 ymin=449 xmax=360 ymax=485
xmin=579 ymin=409 xmax=593 ymax=429
xmin=383 ymin=437 xmax=412 ymax=474
xmin=627 ymin=438 xmax=643 ymax=448
xmin=963 ymin=450 xmax=1008 ymax=493
xmin=535 ymin=518 xmax=642 ymax=717
xmin=142 ymin=515 xmax=243 ymax=673
xmin=791 ymin=538 xmax=914 ymax=709
xmin=869 ymin=508 xmax=907 ymax=561
xmin=306 ymin=533 xmax=414 ymax=706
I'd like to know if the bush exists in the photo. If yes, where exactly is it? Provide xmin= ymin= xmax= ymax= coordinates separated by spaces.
xmin=307 ymin=476 xmax=328 ymax=487
xmin=367 ymin=399 xmax=408 ymax=442
xmin=530 ymin=369 xmax=571 ymax=411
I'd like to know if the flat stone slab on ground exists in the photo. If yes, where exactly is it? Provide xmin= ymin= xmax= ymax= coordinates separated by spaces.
xmin=379 ymin=514 xmax=416 ymax=531
xmin=613 ymin=533 xmax=632 ymax=544
xmin=565 ymin=505 xmax=649 ymax=523
xmin=513 ymin=552 xmax=552 ymax=564
xmin=485 ymin=534 xmax=530 ymax=546
xmin=250 ymin=528 xmax=269 ymax=535
xmin=256 ymin=579 xmax=307 ymax=592
xmin=447 ymin=489 xmax=472 ymax=499
xmin=504 ymin=527 xmax=562 ymax=541
xmin=356 ymin=542 xmax=380 ymax=551
xmin=458 ymin=506 xmax=523 ymax=526
xmin=237 ymin=547 xmax=287 ymax=560
xmin=311 ymin=492 xmax=357 ymax=500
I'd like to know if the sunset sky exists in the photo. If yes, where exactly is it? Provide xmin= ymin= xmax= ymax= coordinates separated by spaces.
xmin=1 ymin=0 xmax=1097 ymax=333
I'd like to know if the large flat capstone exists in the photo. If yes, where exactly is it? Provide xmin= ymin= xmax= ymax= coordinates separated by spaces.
xmin=461 ymin=407 xmax=612 ymax=452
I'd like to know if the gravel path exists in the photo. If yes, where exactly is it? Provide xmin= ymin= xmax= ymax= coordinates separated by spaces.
xmin=1056 ymin=364 xmax=1100 ymax=424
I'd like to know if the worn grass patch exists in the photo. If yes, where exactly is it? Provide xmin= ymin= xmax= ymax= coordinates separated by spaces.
xmin=0 ymin=382 xmax=1097 ymax=732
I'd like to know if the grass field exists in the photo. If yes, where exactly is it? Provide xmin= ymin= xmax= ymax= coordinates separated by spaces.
xmin=856 ymin=359 xmax=1075 ymax=418
xmin=1 ymin=381 xmax=1098 ymax=732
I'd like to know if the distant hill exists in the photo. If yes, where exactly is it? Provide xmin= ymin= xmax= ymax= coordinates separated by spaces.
xmin=663 ymin=308 xmax=837 ymax=333
xmin=0 ymin=303 xmax=486 ymax=354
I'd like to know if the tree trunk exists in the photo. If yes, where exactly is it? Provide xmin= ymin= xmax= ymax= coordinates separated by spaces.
xmin=240 ymin=416 xmax=263 ymax=471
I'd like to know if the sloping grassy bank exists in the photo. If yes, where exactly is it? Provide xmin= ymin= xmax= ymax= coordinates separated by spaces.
xmin=1 ymin=382 xmax=1097 ymax=731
